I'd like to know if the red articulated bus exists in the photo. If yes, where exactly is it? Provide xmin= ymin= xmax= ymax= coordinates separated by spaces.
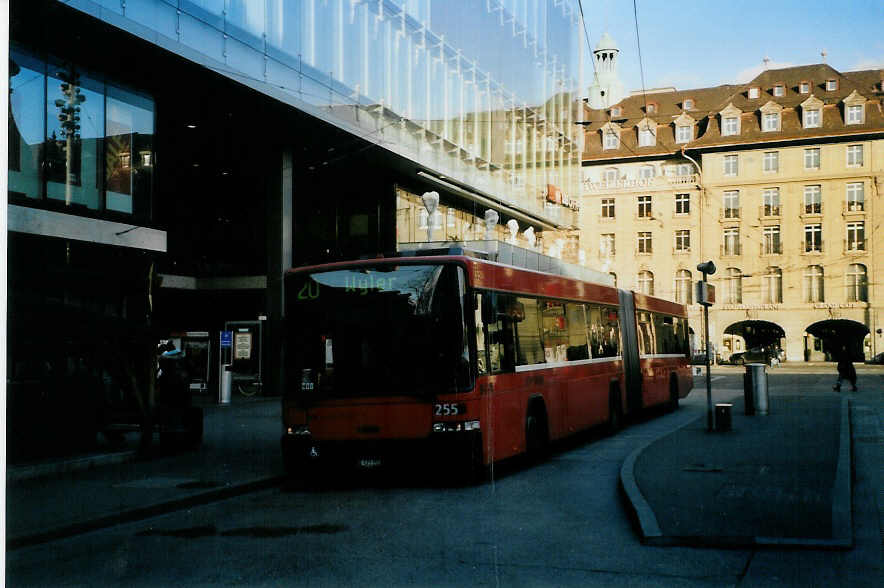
xmin=281 ymin=247 xmax=692 ymax=479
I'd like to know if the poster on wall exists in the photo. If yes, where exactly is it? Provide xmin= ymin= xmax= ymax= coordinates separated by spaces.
xmin=234 ymin=332 xmax=252 ymax=360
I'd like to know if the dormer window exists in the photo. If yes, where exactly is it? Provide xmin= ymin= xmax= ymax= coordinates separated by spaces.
xmin=826 ymin=79 xmax=838 ymax=91
xmin=603 ymin=131 xmax=619 ymax=149
xmin=846 ymin=104 xmax=864 ymax=125
xmin=646 ymin=102 xmax=657 ymax=114
xmin=799 ymin=81 xmax=810 ymax=94
xmin=611 ymin=106 xmax=622 ymax=117
xmin=638 ymin=127 xmax=655 ymax=147
xmin=803 ymin=108 xmax=821 ymax=128
xmin=683 ymin=98 xmax=694 ymax=110
xmin=762 ymin=112 xmax=780 ymax=132
xmin=748 ymin=87 xmax=760 ymax=99
xmin=773 ymin=83 xmax=785 ymax=97
xmin=722 ymin=117 xmax=739 ymax=136
xmin=843 ymin=91 xmax=867 ymax=125
xmin=676 ymin=125 xmax=692 ymax=143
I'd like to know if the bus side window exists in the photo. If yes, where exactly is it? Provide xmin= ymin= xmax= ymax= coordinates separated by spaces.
xmin=475 ymin=292 xmax=488 ymax=375
xmin=565 ymin=303 xmax=589 ymax=360
xmin=478 ymin=292 xmax=517 ymax=374
xmin=514 ymin=297 xmax=544 ymax=366
xmin=637 ymin=311 xmax=655 ymax=355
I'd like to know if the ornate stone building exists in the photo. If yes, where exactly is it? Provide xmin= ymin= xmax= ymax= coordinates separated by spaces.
xmin=580 ymin=48 xmax=884 ymax=362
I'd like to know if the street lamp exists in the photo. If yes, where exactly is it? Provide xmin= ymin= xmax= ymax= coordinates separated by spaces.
xmin=697 ymin=260 xmax=716 ymax=432
xmin=420 ymin=191 xmax=439 ymax=242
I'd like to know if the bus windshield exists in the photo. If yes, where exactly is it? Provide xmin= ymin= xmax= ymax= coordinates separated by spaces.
xmin=286 ymin=263 xmax=471 ymax=401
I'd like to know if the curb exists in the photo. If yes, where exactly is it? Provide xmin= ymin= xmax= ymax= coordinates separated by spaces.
xmin=620 ymin=397 xmax=854 ymax=549
xmin=7 ymin=475 xmax=287 ymax=550
xmin=7 ymin=450 xmax=139 ymax=484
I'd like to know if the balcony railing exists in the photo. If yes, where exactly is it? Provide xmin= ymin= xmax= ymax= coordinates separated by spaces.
xmin=720 ymin=243 xmax=742 ymax=256
xmin=583 ymin=174 xmax=699 ymax=193
xmin=759 ymin=205 xmax=781 ymax=218
xmin=844 ymin=239 xmax=866 ymax=253
xmin=801 ymin=240 xmax=823 ymax=253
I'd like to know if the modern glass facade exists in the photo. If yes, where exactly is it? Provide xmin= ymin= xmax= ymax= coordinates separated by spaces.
xmin=64 ymin=0 xmax=583 ymax=228
xmin=9 ymin=45 xmax=155 ymax=221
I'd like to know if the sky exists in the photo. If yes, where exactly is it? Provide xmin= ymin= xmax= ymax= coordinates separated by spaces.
xmin=581 ymin=0 xmax=884 ymax=93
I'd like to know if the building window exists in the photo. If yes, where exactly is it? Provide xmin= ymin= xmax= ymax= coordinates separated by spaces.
xmin=804 ymin=265 xmax=824 ymax=303
xmin=9 ymin=49 xmax=155 ymax=219
xmin=639 ymin=165 xmax=655 ymax=179
xmin=804 ymin=224 xmax=822 ymax=252
xmin=847 ymin=144 xmax=863 ymax=167
xmin=723 ymin=227 xmax=740 ymax=256
xmin=676 ymin=163 xmax=693 ymax=176
xmin=676 ymin=125 xmax=692 ymax=143
xmin=803 ymin=108 xmax=820 ymax=128
xmin=763 ymin=226 xmax=782 ymax=255
xmin=724 ymin=268 xmax=743 ymax=303
xmin=675 ymin=193 xmax=690 ymax=215
xmin=604 ymin=167 xmax=619 ymax=183
xmin=763 ymin=188 xmax=780 ymax=216
xmin=600 ymin=233 xmax=615 ymax=257
xmin=638 ymin=127 xmax=655 ymax=147
xmin=675 ymin=270 xmax=692 ymax=304
xmin=773 ymin=84 xmax=785 ymax=97
xmin=846 ymin=104 xmax=864 ymax=125
xmin=826 ymin=79 xmax=838 ymax=91
xmin=723 ymin=154 xmax=738 ymax=176
xmin=637 ymin=270 xmax=654 ymax=295
xmin=804 ymin=147 xmax=820 ymax=170
xmin=799 ymin=81 xmax=810 ymax=94
xmin=637 ymin=195 xmax=652 ymax=218
xmin=846 ymin=222 xmax=865 ymax=251
xmin=762 ymin=266 xmax=783 ymax=303
xmin=675 ymin=230 xmax=691 ymax=252
xmin=723 ymin=190 xmax=740 ymax=218
xmin=637 ymin=232 xmax=652 ymax=254
xmin=748 ymin=87 xmax=760 ymax=99
xmin=722 ymin=116 xmax=739 ymax=136
xmin=611 ymin=106 xmax=622 ymax=117
xmin=762 ymin=112 xmax=780 ymax=132
xmin=763 ymin=151 xmax=779 ymax=173
xmin=846 ymin=182 xmax=864 ymax=212
xmin=846 ymin=264 xmax=868 ymax=302
xmin=609 ymin=273 xmax=617 ymax=287
xmin=804 ymin=185 xmax=822 ymax=214
xmin=683 ymin=98 xmax=694 ymax=110
xmin=603 ymin=130 xmax=619 ymax=149
xmin=601 ymin=198 xmax=615 ymax=218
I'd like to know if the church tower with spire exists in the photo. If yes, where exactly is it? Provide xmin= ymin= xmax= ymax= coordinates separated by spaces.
xmin=587 ymin=32 xmax=625 ymax=110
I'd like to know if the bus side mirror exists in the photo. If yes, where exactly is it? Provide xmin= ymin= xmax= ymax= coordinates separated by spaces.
xmin=481 ymin=293 xmax=497 ymax=325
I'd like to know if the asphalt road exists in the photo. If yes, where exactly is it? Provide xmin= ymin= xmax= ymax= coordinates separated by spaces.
xmin=6 ymin=373 xmax=883 ymax=587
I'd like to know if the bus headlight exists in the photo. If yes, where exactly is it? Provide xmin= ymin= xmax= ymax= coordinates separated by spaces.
xmin=433 ymin=420 xmax=480 ymax=433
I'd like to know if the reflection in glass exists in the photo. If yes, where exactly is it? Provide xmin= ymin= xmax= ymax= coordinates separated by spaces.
xmin=8 ymin=49 xmax=45 ymax=199
xmin=105 ymin=85 xmax=154 ymax=215
xmin=46 ymin=62 xmax=104 ymax=210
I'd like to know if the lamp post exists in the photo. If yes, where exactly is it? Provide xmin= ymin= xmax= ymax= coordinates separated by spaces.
xmin=697 ymin=261 xmax=716 ymax=431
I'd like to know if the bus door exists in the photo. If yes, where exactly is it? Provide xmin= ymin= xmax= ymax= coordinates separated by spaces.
xmin=618 ymin=290 xmax=643 ymax=414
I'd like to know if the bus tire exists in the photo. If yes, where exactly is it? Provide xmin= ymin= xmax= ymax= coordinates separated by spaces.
xmin=525 ymin=402 xmax=549 ymax=461
xmin=667 ymin=377 xmax=680 ymax=413
xmin=608 ymin=387 xmax=623 ymax=434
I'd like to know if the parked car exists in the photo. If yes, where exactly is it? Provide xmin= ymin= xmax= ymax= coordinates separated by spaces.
xmin=865 ymin=352 xmax=884 ymax=365
xmin=729 ymin=347 xmax=777 ymax=365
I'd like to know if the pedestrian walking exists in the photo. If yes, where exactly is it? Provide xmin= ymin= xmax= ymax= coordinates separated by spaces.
xmin=833 ymin=345 xmax=857 ymax=392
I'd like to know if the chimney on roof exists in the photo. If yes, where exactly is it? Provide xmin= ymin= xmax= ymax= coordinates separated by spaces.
xmin=821 ymin=49 xmax=828 ymax=63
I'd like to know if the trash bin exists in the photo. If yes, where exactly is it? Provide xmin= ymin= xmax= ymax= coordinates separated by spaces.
xmin=220 ymin=365 xmax=233 ymax=405
xmin=715 ymin=403 xmax=733 ymax=431
xmin=743 ymin=363 xmax=768 ymax=416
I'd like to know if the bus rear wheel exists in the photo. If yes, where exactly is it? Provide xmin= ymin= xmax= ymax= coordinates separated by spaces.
xmin=667 ymin=378 xmax=680 ymax=412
